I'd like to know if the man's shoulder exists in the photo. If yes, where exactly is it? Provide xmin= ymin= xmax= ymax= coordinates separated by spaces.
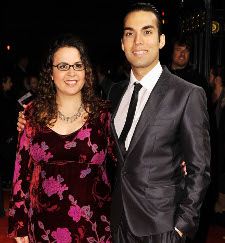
xmin=163 ymin=66 xmax=203 ymax=93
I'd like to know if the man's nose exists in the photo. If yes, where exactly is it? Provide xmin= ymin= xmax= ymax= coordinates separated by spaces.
xmin=134 ymin=33 xmax=143 ymax=45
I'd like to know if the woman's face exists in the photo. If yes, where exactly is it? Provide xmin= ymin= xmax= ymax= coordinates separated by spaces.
xmin=52 ymin=47 xmax=85 ymax=98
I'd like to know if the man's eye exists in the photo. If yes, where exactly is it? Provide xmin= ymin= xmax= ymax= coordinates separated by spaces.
xmin=125 ymin=32 xmax=133 ymax=37
xmin=144 ymin=30 xmax=151 ymax=35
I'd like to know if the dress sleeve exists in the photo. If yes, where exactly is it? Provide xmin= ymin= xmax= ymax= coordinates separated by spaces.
xmin=103 ymin=111 xmax=117 ymax=190
xmin=8 ymin=126 xmax=33 ymax=238
xmin=105 ymin=111 xmax=117 ymax=165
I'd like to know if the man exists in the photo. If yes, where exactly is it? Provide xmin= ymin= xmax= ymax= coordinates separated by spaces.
xmin=168 ymin=36 xmax=208 ymax=92
xmin=108 ymin=3 xmax=210 ymax=242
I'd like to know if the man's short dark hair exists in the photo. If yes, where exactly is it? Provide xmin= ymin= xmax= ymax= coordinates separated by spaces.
xmin=172 ymin=35 xmax=193 ymax=51
xmin=122 ymin=2 xmax=163 ymax=36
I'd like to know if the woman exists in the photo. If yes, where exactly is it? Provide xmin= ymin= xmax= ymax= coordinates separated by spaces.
xmin=8 ymin=34 xmax=115 ymax=243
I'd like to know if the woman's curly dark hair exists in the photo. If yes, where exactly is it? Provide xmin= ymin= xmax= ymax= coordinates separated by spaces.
xmin=27 ymin=33 xmax=110 ymax=130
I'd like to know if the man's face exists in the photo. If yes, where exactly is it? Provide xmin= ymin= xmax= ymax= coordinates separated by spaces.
xmin=121 ymin=10 xmax=165 ymax=78
xmin=172 ymin=44 xmax=190 ymax=69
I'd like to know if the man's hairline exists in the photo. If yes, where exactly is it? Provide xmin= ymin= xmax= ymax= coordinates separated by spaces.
xmin=123 ymin=10 xmax=162 ymax=37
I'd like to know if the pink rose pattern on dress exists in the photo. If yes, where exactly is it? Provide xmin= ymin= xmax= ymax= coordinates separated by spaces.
xmin=30 ymin=141 xmax=53 ymax=162
xmin=13 ymin=180 xmax=22 ymax=195
xmin=51 ymin=228 xmax=72 ymax=243
xmin=8 ymin=110 xmax=114 ymax=242
xmin=64 ymin=140 xmax=76 ymax=149
xmin=81 ymin=205 xmax=93 ymax=221
xmin=8 ymin=127 xmax=33 ymax=238
xmin=68 ymin=197 xmax=111 ymax=243
xmin=76 ymin=128 xmax=91 ymax=140
xmin=80 ymin=168 xmax=92 ymax=178
xmin=42 ymin=175 xmax=68 ymax=200
xmin=19 ymin=128 xmax=31 ymax=150
xmin=101 ymin=170 xmax=110 ymax=186
xmin=13 ymin=153 xmax=21 ymax=183
xmin=68 ymin=204 xmax=82 ymax=222
xmin=91 ymin=150 xmax=106 ymax=165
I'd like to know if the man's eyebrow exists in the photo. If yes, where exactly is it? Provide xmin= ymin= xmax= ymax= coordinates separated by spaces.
xmin=124 ymin=25 xmax=154 ymax=31
xmin=124 ymin=27 xmax=134 ymax=31
xmin=142 ymin=25 xmax=154 ymax=30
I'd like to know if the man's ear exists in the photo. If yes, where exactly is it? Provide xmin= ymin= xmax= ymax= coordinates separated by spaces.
xmin=121 ymin=39 xmax=125 ymax=52
xmin=159 ymin=34 xmax=165 ymax=49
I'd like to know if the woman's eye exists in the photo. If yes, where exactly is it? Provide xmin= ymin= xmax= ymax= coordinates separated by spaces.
xmin=59 ymin=63 xmax=67 ymax=69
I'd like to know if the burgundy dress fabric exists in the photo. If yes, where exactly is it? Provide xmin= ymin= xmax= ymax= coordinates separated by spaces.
xmin=8 ymin=110 xmax=114 ymax=243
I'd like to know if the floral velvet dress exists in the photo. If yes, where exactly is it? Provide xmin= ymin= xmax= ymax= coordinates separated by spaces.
xmin=8 ymin=110 xmax=115 ymax=243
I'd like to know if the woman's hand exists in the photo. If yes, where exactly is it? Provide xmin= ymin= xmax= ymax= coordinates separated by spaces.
xmin=17 ymin=105 xmax=27 ymax=132
xmin=181 ymin=161 xmax=187 ymax=176
xmin=15 ymin=236 xmax=29 ymax=243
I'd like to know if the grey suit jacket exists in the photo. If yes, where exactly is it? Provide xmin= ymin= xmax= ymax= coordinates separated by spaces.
xmin=108 ymin=66 xmax=211 ymax=238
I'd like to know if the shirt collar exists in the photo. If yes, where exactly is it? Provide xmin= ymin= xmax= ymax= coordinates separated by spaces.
xmin=129 ymin=62 xmax=163 ymax=90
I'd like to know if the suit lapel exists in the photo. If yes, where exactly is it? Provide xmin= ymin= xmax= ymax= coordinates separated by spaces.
xmin=110 ymin=80 xmax=129 ymax=164
xmin=110 ymin=80 xmax=129 ymax=120
xmin=126 ymin=68 xmax=170 ymax=158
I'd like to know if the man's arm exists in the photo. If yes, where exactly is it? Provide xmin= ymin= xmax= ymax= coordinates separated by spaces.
xmin=175 ymin=87 xmax=211 ymax=238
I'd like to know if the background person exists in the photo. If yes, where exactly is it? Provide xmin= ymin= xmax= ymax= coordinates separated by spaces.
xmin=168 ymin=35 xmax=208 ymax=92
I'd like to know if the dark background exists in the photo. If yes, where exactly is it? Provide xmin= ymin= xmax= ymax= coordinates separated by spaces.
xmin=1 ymin=0 xmax=224 ymax=74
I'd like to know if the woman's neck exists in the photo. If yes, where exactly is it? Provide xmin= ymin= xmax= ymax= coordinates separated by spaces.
xmin=56 ymin=94 xmax=82 ymax=115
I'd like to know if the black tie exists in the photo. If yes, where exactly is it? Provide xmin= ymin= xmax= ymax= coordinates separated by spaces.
xmin=119 ymin=82 xmax=142 ymax=146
